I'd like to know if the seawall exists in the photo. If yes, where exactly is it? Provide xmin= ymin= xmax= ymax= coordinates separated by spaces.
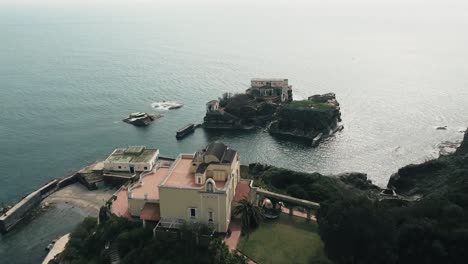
xmin=0 ymin=172 xmax=79 ymax=233
xmin=0 ymin=180 xmax=58 ymax=233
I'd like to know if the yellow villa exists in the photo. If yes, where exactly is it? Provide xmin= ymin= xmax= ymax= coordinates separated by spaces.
xmin=112 ymin=142 xmax=252 ymax=233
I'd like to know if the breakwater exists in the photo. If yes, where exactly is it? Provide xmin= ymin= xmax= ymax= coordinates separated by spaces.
xmin=0 ymin=173 xmax=79 ymax=233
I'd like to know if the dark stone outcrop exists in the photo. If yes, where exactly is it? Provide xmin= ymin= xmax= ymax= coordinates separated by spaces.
xmin=336 ymin=172 xmax=379 ymax=191
xmin=203 ymin=94 xmax=276 ymax=129
xmin=388 ymin=128 xmax=468 ymax=196
xmin=203 ymin=93 xmax=343 ymax=146
xmin=456 ymin=127 xmax=468 ymax=155
xmin=267 ymin=93 xmax=342 ymax=142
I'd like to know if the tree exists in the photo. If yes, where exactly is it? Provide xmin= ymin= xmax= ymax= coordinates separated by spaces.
xmin=209 ymin=238 xmax=247 ymax=264
xmin=99 ymin=206 xmax=110 ymax=224
xmin=318 ymin=194 xmax=397 ymax=264
xmin=233 ymin=198 xmax=263 ymax=237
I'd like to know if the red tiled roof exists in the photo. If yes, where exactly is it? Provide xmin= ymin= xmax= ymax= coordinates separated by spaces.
xmin=140 ymin=203 xmax=161 ymax=221
xmin=112 ymin=189 xmax=131 ymax=218
xmin=130 ymin=167 xmax=168 ymax=200
xmin=234 ymin=181 xmax=251 ymax=202
xmin=162 ymin=157 xmax=225 ymax=189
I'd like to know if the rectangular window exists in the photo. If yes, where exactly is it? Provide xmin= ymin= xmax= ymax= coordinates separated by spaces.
xmin=190 ymin=208 xmax=197 ymax=218
xmin=208 ymin=211 xmax=213 ymax=222
xmin=144 ymin=166 xmax=148 ymax=170
xmin=118 ymin=166 xmax=121 ymax=169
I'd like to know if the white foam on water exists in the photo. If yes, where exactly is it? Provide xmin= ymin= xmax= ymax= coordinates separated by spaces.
xmin=151 ymin=101 xmax=184 ymax=111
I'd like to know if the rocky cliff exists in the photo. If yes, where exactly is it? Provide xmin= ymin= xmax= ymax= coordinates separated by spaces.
xmin=267 ymin=93 xmax=342 ymax=142
xmin=388 ymin=128 xmax=468 ymax=196
xmin=203 ymin=93 xmax=343 ymax=146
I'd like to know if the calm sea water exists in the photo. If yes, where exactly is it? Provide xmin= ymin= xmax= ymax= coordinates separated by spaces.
xmin=1 ymin=1 xmax=468 ymax=262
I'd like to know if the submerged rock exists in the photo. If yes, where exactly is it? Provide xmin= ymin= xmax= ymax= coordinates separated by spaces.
xmin=123 ymin=112 xmax=162 ymax=126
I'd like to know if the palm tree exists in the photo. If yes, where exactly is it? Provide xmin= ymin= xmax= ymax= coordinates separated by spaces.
xmin=233 ymin=198 xmax=263 ymax=237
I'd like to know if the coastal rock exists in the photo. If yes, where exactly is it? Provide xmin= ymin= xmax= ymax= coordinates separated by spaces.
xmin=456 ymin=127 xmax=468 ymax=155
xmin=203 ymin=94 xmax=278 ymax=129
xmin=267 ymin=93 xmax=342 ymax=144
xmin=203 ymin=92 xmax=343 ymax=147
xmin=123 ymin=112 xmax=161 ymax=126
xmin=388 ymin=129 xmax=468 ymax=196
xmin=336 ymin=172 xmax=379 ymax=190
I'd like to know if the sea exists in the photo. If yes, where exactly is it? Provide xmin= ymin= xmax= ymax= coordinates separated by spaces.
xmin=1 ymin=0 xmax=468 ymax=262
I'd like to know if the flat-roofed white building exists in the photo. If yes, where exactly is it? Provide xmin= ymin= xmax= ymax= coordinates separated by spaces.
xmin=103 ymin=146 xmax=159 ymax=173
xmin=246 ymin=78 xmax=293 ymax=102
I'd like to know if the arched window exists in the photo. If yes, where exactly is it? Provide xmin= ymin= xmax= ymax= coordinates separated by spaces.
xmin=207 ymin=182 xmax=214 ymax=192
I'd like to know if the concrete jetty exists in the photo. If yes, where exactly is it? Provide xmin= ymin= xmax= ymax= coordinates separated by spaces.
xmin=42 ymin=233 xmax=70 ymax=264
xmin=0 ymin=180 xmax=58 ymax=233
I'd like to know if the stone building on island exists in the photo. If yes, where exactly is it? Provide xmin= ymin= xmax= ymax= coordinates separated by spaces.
xmin=246 ymin=78 xmax=293 ymax=103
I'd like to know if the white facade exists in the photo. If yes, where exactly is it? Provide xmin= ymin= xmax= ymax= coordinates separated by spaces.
xmin=103 ymin=147 xmax=159 ymax=173
xmin=206 ymin=100 xmax=220 ymax=112
xmin=248 ymin=78 xmax=292 ymax=102
xmin=251 ymin=78 xmax=289 ymax=89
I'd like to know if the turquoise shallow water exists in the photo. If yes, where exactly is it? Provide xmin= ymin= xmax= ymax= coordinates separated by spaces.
xmin=1 ymin=1 xmax=468 ymax=262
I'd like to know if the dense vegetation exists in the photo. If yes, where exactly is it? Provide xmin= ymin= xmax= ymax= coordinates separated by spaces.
xmin=243 ymin=131 xmax=468 ymax=264
xmin=219 ymin=93 xmax=277 ymax=125
xmin=243 ymin=163 xmax=374 ymax=203
xmin=318 ymin=130 xmax=468 ymax=264
xmin=53 ymin=214 xmax=246 ymax=264
xmin=233 ymin=198 xmax=263 ymax=236
xmin=206 ymin=93 xmax=342 ymax=143
xmin=268 ymin=93 xmax=342 ymax=140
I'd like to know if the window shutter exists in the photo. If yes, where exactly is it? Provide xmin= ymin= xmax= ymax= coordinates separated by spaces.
xmin=188 ymin=208 xmax=191 ymax=218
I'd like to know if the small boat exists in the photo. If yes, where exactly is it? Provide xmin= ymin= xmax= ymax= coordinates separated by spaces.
xmin=167 ymin=104 xmax=183 ymax=110
xmin=176 ymin=124 xmax=195 ymax=139
xmin=45 ymin=239 xmax=57 ymax=251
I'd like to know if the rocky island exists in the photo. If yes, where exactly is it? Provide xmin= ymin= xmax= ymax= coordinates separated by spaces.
xmin=203 ymin=78 xmax=342 ymax=146
xmin=267 ymin=93 xmax=342 ymax=145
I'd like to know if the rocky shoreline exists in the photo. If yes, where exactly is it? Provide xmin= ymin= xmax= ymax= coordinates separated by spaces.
xmin=388 ymin=128 xmax=468 ymax=196
xmin=267 ymin=93 xmax=342 ymax=144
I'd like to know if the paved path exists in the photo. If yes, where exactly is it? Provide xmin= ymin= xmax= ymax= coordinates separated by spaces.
xmin=42 ymin=233 xmax=70 ymax=264
xmin=224 ymin=220 xmax=242 ymax=251
xmin=43 ymin=183 xmax=114 ymax=213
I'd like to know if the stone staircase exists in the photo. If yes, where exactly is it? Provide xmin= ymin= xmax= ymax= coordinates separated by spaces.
xmin=109 ymin=242 xmax=120 ymax=264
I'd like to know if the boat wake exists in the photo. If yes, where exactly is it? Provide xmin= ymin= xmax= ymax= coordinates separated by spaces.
xmin=151 ymin=101 xmax=184 ymax=110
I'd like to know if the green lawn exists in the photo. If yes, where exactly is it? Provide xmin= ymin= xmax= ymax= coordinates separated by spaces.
xmin=237 ymin=214 xmax=330 ymax=264
xmin=286 ymin=100 xmax=334 ymax=110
